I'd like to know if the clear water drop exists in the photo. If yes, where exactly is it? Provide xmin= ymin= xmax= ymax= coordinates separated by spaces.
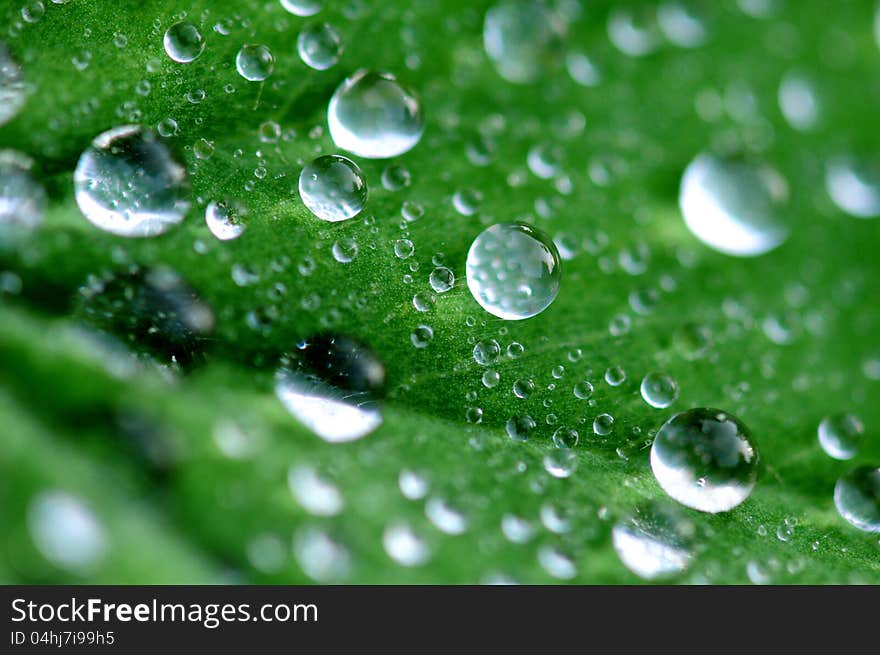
xmin=274 ymin=333 xmax=385 ymax=443
xmin=297 ymin=22 xmax=343 ymax=70
xmin=605 ymin=366 xmax=626 ymax=386
xmin=281 ymin=0 xmax=322 ymax=16
xmin=679 ymin=153 xmax=789 ymax=256
xmin=818 ymin=413 xmax=864 ymax=461
xmin=612 ymin=501 xmax=696 ymax=580
xmin=466 ymin=223 xmax=561 ymax=320
xmin=298 ymin=154 xmax=367 ymax=222
xmin=640 ymin=372 xmax=679 ymax=409
xmin=825 ymin=155 xmax=880 ymax=219
xmin=506 ymin=414 xmax=535 ymax=441
xmin=383 ymin=522 xmax=429 ymax=567
xmin=293 ymin=527 xmax=351 ymax=582
xmin=425 ymin=498 xmax=467 ymax=535
xmin=544 ymin=448 xmax=577 ymax=478
xmin=74 ymin=125 xmax=190 ymax=237
xmin=163 ymin=21 xmax=205 ymax=63
xmin=205 ymin=199 xmax=247 ymax=240
xmin=236 ymin=44 xmax=274 ymax=81
xmin=573 ymin=380 xmax=593 ymax=400
xmin=778 ymin=71 xmax=819 ymax=131
xmin=593 ymin=413 xmax=615 ymax=436
xmin=328 ymin=69 xmax=424 ymax=158
xmin=287 ymin=465 xmax=344 ymax=516
xmin=483 ymin=0 xmax=564 ymax=84
xmin=833 ymin=466 xmax=880 ymax=533
xmin=651 ymin=408 xmax=759 ymax=513
xmin=28 ymin=491 xmax=106 ymax=574
xmin=411 ymin=324 xmax=434 ymax=348
xmin=429 ymin=266 xmax=455 ymax=293
xmin=473 ymin=338 xmax=502 ymax=365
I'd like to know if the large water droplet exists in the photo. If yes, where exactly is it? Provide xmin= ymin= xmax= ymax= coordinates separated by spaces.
xmin=274 ymin=333 xmax=385 ymax=443
xmin=74 ymin=125 xmax=190 ymax=237
xmin=0 ymin=43 xmax=26 ymax=127
xmin=236 ymin=44 xmax=274 ymax=81
xmin=650 ymin=407 xmax=759 ymax=513
xmin=778 ymin=71 xmax=819 ymax=131
xmin=679 ymin=153 xmax=789 ymax=256
xmin=299 ymin=154 xmax=367 ymax=222
xmin=825 ymin=155 xmax=880 ymax=219
xmin=833 ymin=466 xmax=880 ymax=533
xmin=612 ymin=501 xmax=697 ymax=580
xmin=327 ymin=70 xmax=424 ymax=158
xmin=163 ymin=21 xmax=205 ymax=63
xmin=483 ymin=0 xmax=564 ymax=84
xmin=466 ymin=223 xmax=561 ymax=320
xmin=297 ymin=22 xmax=343 ymax=70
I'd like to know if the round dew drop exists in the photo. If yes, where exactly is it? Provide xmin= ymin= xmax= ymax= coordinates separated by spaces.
xmin=0 ymin=150 xmax=46 ymax=233
xmin=824 ymin=155 xmax=880 ymax=219
xmin=818 ymin=413 xmax=864 ymax=460
xmin=833 ymin=466 xmax=880 ymax=533
xmin=483 ymin=0 xmax=564 ymax=84
xmin=327 ymin=70 xmax=424 ymax=159
xmin=74 ymin=125 xmax=190 ymax=237
xmin=205 ymin=199 xmax=247 ymax=240
xmin=611 ymin=502 xmax=696 ymax=580
xmin=650 ymin=408 xmax=759 ymax=513
xmin=281 ymin=0 xmax=322 ymax=16
xmin=466 ymin=223 xmax=561 ymax=320
xmin=236 ymin=44 xmax=274 ymax=81
xmin=640 ymin=372 xmax=679 ymax=409
xmin=297 ymin=23 xmax=343 ymax=70
xmin=298 ymin=154 xmax=367 ymax=222
xmin=0 ymin=43 xmax=26 ymax=127
xmin=679 ymin=153 xmax=789 ymax=256
xmin=163 ymin=21 xmax=205 ymax=63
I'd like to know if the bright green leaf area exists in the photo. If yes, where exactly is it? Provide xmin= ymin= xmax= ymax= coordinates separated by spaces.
xmin=1 ymin=0 xmax=879 ymax=584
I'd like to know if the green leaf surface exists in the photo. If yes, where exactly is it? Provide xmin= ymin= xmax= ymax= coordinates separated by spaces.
xmin=1 ymin=0 xmax=879 ymax=584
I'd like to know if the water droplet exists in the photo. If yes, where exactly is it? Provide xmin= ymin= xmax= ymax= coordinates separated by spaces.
xmin=513 ymin=378 xmax=535 ymax=399
xmin=299 ymin=154 xmax=367 ymax=222
xmin=429 ymin=266 xmax=455 ymax=293
xmin=573 ymin=380 xmax=593 ymax=400
xmin=640 ymin=372 xmax=679 ymax=409
xmin=452 ymin=188 xmax=483 ymax=216
xmin=833 ymin=466 xmax=880 ymax=533
xmin=205 ymin=198 xmax=247 ymax=240
xmin=288 ymin=465 xmax=344 ymax=516
xmin=74 ymin=125 xmax=190 ymax=237
xmin=605 ymin=366 xmax=626 ymax=386
xmin=381 ymin=164 xmax=411 ymax=190
xmin=275 ymin=333 xmax=385 ymax=443
xmin=778 ymin=71 xmax=819 ymax=131
xmin=0 ymin=150 xmax=45 ymax=234
xmin=612 ymin=501 xmax=696 ymax=580
xmin=552 ymin=426 xmax=579 ymax=448
xmin=673 ymin=322 xmax=712 ymax=359
xmin=466 ymin=223 xmax=561 ymax=320
xmin=544 ymin=448 xmax=577 ymax=478
xmin=679 ymin=153 xmax=789 ymax=256
xmin=28 ymin=491 xmax=106 ymax=573
xmin=593 ymin=413 xmax=615 ymax=436
xmin=281 ymin=0 xmax=322 ymax=16
xmin=293 ymin=527 xmax=351 ymax=582
xmin=76 ymin=267 xmax=214 ymax=366
xmin=507 ymin=341 xmax=524 ymax=358
xmin=506 ymin=414 xmax=536 ymax=441
xmin=0 ymin=43 xmax=26 ymax=127
xmin=608 ymin=6 xmax=662 ymax=57
xmin=236 ymin=44 xmax=274 ymax=81
xmin=825 ymin=155 xmax=880 ymax=219
xmin=818 ymin=413 xmax=864 ymax=461
xmin=383 ymin=523 xmax=430 ymax=566
xmin=482 ymin=369 xmax=500 ymax=388
xmin=651 ymin=408 xmax=759 ymax=513
xmin=425 ymin=498 xmax=467 ymax=535
xmin=328 ymin=69 xmax=424 ymax=158
xmin=537 ymin=545 xmax=576 ymax=580
xmin=399 ymin=469 xmax=429 ymax=500
xmin=21 ymin=1 xmax=45 ymax=24
xmin=483 ymin=0 xmax=564 ymax=84
xmin=411 ymin=324 xmax=434 ymax=348
xmin=332 ymin=236 xmax=359 ymax=263
xmin=657 ymin=2 xmax=709 ymax=48
xmin=163 ymin=21 xmax=205 ymax=63
xmin=501 ymin=513 xmax=534 ymax=543
xmin=297 ymin=22 xmax=343 ymax=70
xmin=473 ymin=338 xmax=502 ymax=365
